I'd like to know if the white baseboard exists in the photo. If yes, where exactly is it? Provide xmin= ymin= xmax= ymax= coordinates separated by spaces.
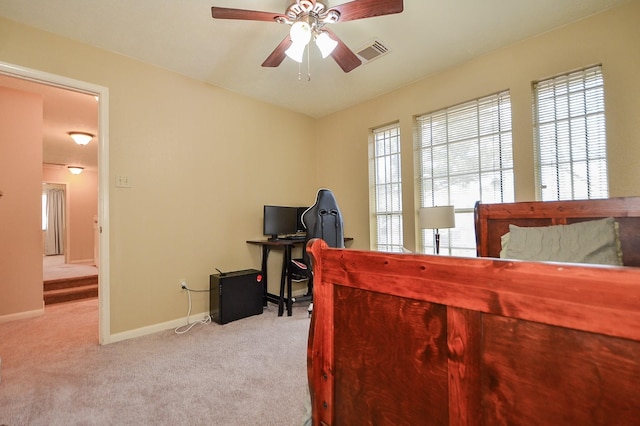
xmin=106 ymin=283 xmax=309 ymax=344
xmin=0 ymin=304 xmax=45 ymax=324
xmin=107 ymin=311 xmax=211 ymax=344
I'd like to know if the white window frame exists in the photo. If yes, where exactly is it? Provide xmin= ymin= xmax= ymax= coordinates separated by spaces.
xmin=415 ymin=91 xmax=514 ymax=256
xmin=370 ymin=123 xmax=404 ymax=252
xmin=533 ymin=65 xmax=608 ymax=201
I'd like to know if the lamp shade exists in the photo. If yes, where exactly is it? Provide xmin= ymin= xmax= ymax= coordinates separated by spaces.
xmin=315 ymin=31 xmax=338 ymax=58
xmin=67 ymin=166 xmax=84 ymax=175
xmin=289 ymin=21 xmax=311 ymax=45
xmin=285 ymin=41 xmax=307 ymax=63
xmin=419 ymin=206 xmax=455 ymax=230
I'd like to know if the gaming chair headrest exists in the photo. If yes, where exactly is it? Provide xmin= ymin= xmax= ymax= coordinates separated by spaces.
xmin=302 ymin=189 xmax=344 ymax=248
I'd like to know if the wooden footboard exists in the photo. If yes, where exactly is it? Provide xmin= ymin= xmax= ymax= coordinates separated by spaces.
xmin=306 ymin=239 xmax=640 ymax=425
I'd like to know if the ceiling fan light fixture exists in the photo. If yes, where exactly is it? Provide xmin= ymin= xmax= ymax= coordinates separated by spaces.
xmin=285 ymin=41 xmax=307 ymax=63
xmin=315 ymin=31 xmax=338 ymax=58
xmin=212 ymin=0 xmax=404 ymax=73
xmin=68 ymin=131 xmax=94 ymax=145
xmin=289 ymin=20 xmax=311 ymax=45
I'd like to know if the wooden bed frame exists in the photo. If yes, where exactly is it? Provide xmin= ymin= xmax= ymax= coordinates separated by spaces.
xmin=306 ymin=197 xmax=640 ymax=425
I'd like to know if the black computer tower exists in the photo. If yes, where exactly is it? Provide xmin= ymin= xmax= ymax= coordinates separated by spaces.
xmin=210 ymin=269 xmax=263 ymax=324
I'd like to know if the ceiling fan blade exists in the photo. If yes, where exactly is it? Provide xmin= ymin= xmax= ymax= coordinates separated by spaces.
xmin=330 ymin=0 xmax=403 ymax=23
xmin=324 ymin=28 xmax=362 ymax=73
xmin=262 ymin=35 xmax=293 ymax=68
xmin=211 ymin=7 xmax=284 ymax=22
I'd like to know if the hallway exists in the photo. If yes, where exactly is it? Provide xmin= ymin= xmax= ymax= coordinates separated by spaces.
xmin=43 ymin=255 xmax=97 ymax=281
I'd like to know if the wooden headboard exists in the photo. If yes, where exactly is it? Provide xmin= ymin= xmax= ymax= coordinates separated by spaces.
xmin=475 ymin=197 xmax=640 ymax=267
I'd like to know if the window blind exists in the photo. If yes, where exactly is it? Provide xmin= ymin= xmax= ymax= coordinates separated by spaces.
xmin=533 ymin=65 xmax=608 ymax=200
xmin=415 ymin=91 xmax=514 ymax=255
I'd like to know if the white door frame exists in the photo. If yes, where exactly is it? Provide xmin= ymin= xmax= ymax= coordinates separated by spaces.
xmin=0 ymin=61 xmax=111 ymax=344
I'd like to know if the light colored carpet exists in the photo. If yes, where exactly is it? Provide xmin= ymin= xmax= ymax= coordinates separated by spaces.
xmin=0 ymin=299 xmax=311 ymax=425
xmin=43 ymin=255 xmax=98 ymax=281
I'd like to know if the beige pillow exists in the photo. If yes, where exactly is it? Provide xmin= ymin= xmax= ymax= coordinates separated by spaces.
xmin=499 ymin=232 xmax=510 ymax=258
xmin=501 ymin=217 xmax=623 ymax=266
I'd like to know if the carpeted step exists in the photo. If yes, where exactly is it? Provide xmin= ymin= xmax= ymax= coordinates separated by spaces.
xmin=44 ymin=275 xmax=98 ymax=291
xmin=43 ymin=275 xmax=98 ymax=305
xmin=44 ymin=283 xmax=98 ymax=305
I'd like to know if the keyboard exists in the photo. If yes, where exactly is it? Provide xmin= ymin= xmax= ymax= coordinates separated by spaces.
xmin=281 ymin=235 xmax=306 ymax=241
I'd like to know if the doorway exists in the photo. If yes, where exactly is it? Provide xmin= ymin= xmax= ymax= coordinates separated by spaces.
xmin=0 ymin=61 xmax=110 ymax=344
xmin=41 ymin=180 xmax=99 ymax=304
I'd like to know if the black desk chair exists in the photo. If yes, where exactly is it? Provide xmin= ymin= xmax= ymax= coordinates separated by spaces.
xmin=292 ymin=189 xmax=344 ymax=315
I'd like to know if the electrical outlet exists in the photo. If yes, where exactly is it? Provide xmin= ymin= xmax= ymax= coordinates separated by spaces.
xmin=179 ymin=279 xmax=187 ymax=290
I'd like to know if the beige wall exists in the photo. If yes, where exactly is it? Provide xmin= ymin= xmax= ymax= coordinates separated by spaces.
xmin=0 ymin=87 xmax=43 ymax=317
xmin=0 ymin=17 xmax=317 ymax=333
xmin=1 ymin=1 xmax=639 ymax=335
xmin=42 ymin=165 xmax=98 ymax=263
xmin=315 ymin=1 xmax=640 ymax=253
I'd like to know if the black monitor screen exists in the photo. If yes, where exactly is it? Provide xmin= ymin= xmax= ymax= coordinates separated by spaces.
xmin=263 ymin=206 xmax=298 ymax=240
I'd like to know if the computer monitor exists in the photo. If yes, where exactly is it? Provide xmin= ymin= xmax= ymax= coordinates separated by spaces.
xmin=263 ymin=206 xmax=298 ymax=240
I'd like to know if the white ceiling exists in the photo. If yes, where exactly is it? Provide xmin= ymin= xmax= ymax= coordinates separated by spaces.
xmin=0 ymin=0 xmax=629 ymax=118
xmin=0 ymin=0 xmax=630 ymax=170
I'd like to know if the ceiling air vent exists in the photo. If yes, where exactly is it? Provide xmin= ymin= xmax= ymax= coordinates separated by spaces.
xmin=355 ymin=39 xmax=390 ymax=64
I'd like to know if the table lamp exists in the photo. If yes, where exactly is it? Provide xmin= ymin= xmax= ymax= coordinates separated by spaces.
xmin=419 ymin=206 xmax=456 ymax=255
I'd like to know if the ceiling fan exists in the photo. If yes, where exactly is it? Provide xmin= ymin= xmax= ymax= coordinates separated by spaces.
xmin=211 ymin=0 xmax=404 ymax=73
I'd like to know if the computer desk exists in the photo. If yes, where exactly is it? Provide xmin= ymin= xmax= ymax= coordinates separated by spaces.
xmin=246 ymin=237 xmax=353 ymax=317
xmin=246 ymin=238 xmax=305 ymax=316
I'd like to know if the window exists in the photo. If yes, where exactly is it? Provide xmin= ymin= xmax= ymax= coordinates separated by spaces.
xmin=533 ymin=65 xmax=608 ymax=200
xmin=416 ymin=91 xmax=514 ymax=256
xmin=370 ymin=123 xmax=403 ymax=252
